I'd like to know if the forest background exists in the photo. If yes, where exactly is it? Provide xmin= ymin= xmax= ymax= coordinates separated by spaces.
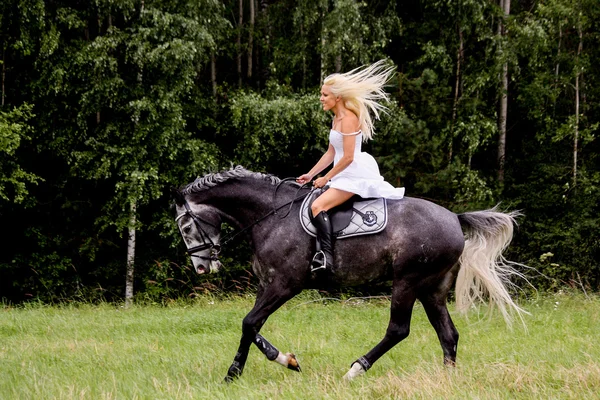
xmin=0 ymin=0 xmax=598 ymax=303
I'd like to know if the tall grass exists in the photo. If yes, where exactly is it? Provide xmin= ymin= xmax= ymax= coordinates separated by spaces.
xmin=1 ymin=291 xmax=599 ymax=399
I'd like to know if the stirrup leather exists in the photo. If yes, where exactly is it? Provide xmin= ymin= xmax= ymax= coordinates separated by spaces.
xmin=310 ymin=250 xmax=327 ymax=272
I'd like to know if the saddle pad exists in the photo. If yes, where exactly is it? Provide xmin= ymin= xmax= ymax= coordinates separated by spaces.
xmin=299 ymin=195 xmax=388 ymax=239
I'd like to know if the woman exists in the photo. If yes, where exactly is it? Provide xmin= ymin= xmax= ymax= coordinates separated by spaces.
xmin=296 ymin=60 xmax=405 ymax=272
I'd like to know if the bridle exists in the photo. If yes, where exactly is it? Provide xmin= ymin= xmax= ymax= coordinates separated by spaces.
xmin=175 ymin=201 xmax=221 ymax=263
xmin=176 ymin=179 xmax=314 ymax=266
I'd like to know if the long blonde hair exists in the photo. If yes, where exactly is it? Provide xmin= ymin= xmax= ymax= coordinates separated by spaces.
xmin=323 ymin=60 xmax=395 ymax=141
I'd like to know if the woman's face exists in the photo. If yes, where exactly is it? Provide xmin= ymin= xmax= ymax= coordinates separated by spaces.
xmin=320 ymin=85 xmax=338 ymax=111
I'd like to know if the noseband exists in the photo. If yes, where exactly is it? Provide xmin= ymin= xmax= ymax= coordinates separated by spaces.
xmin=175 ymin=201 xmax=221 ymax=263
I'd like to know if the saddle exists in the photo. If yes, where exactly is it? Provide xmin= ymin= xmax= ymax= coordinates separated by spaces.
xmin=299 ymin=188 xmax=388 ymax=239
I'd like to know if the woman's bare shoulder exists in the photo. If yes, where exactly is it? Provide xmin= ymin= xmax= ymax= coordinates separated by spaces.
xmin=339 ymin=113 xmax=360 ymax=134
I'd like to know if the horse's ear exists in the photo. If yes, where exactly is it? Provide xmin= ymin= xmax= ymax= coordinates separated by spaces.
xmin=170 ymin=187 xmax=185 ymax=205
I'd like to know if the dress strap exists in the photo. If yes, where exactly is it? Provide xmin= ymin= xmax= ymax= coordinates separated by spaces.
xmin=332 ymin=129 xmax=362 ymax=136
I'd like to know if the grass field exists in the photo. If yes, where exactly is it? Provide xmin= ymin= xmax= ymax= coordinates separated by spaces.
xmin=1 ymin=291 xmax=599 ymax=399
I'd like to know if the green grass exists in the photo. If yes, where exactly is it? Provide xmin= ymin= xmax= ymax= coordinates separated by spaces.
xmin=1 ymin=291 xmax=599 ymax=399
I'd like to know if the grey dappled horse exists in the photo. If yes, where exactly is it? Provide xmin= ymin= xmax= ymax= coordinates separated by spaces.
xmin=173 ymin=166 xmax=526 ymax=381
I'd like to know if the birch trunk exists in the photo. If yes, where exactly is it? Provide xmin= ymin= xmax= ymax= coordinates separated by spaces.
xmin=248 ymin=0 xmax=254 ymax=80
xmin=211 ymin=51 xmax=217 ymax=97
xmin=1 ymin=45 xmax=5 ymax=106
xmin=553 ymin=22 xmax=562 ymax=116
xmin=335 ymin=54 xmax=341 ymax=73
xmin=554 ymin=23 xmax=562 ymax=84
xmin=320 ymin=7 xmax=326 ymax=82
xmin=301 ymin=20 xmax=306 ymax=89
xmin=449 ymin=27 xmax=464 ymax=164
xmin=497 ymin=0 xmax=510 ymax=183
xmin=237 ymin=0 xmax=244 ymax=87
xmin=260 ymin=0 xmax=271 ymax=86
xmin=125 ymin=200 xmax=136 ymax=306
xmin=573 ymin=13 xmax=583 ymax=187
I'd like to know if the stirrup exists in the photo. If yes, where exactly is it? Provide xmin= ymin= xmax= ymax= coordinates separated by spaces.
xmin=310 ymin=250 xmax=327 ymax=272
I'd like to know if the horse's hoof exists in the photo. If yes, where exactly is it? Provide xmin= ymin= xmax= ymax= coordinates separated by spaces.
xmin=286 ymin=353 xmax=302 ymax=372
xmin=444 ymin=357 xmax=456 ymax=367
xmin=343 ymin=362 xmax=365 ymax=381
xmin=225 ymin=364 xmax=242 ymax=383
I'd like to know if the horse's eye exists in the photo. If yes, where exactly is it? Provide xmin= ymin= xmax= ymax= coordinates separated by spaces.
xmin=183 ymin=225 xmax=192 ymax=234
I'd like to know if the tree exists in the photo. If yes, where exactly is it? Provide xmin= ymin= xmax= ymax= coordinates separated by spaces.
xmin=0 ymin=104 xmax=39 ymax=204
xmin=30 ymin=0 xmax=223 ymax=302
xmin=496 ymin=0 xmax=511 ymax=183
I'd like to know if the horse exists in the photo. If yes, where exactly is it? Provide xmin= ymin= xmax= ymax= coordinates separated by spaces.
xmin=172 ymin=166 xmax=527 ymax=382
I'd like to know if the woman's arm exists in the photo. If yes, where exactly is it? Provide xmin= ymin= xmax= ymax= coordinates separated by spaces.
xmin=313 ymin=135 xmax=355 ymax=187
xmin=296 ymin=144 xmax=335 ymax=184
xmin=312 ymin=117 xmax=359 ymax=188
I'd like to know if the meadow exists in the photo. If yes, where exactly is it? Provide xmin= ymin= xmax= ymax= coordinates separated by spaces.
xmin=1 ymin=291 xmax=599 ymax=399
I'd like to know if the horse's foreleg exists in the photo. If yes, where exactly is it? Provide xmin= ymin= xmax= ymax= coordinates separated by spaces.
xmin=254 ymin=334 xmax=301 ymax=371
xmin=344 ymin=281 xmax=417 ymax=380
xmin=225 ymin=285 xmax=299 ymax=382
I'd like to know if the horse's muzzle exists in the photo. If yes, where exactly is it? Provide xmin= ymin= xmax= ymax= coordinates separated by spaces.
xmin=196 ymin=260 xmax=222 ymax=275
xmin=196 ymin=265 xmax=208 ymax=275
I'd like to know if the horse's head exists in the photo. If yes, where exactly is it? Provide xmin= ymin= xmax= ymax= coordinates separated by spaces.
xmin=172 ymin=188 xmax=223 ymax=275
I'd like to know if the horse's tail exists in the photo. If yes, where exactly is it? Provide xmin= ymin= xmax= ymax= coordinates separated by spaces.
xmin=456 ymin=208 xmax=528 ymax=327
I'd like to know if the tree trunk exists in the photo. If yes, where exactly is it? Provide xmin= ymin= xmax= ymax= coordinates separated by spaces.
xmin=259 ymin=0 xmax=271 ymax=87
xmin=211 ymin=51 xmax=217 ymax=97
xmin=554 ymin=22 xmax=562 ymax=85
xmin=553 ymin=22 xmax=562 ymax=117
xmin=1 ymin=45 xmax=5 ymax=107
xmin=301 ymin=20 xmax=306 ymax=89
xmin=320 ymin=6 xmax=326 ymax=82
xmin=125 ymin=200 xmax=136 ymax=306
xmin=248 ymin=0 xmax=254 ymax=80
xmin=237 ymin=0 xmax=244 ymax=87
xmin=449 ymin=27 xmax=464 ymax=164
xmin=497 ymin=0 xmax=510 ymax=183
xmin=573 ymin=12 xmax=583 ymax=187
xmin=335 ymin=54 xmax=341 ymax=73
xmin=498 ymin=63 xmax=508 ymax=182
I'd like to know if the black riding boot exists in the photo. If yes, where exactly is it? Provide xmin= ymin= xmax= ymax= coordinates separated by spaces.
xmin=311 ymin=211 xmax=334 ymax=272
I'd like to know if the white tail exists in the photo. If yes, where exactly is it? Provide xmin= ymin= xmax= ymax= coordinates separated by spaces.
xmin=455 ymin=208 xmax=529 ymax=327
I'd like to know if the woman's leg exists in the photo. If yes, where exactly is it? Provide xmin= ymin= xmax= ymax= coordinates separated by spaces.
xmin=311 ymin=188 xmax=355 ymax=217
xmin=310 ymin=188 xmax=355 ymax=271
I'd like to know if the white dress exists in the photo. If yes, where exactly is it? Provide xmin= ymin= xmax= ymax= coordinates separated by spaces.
xmin=328 ymin=129 xmax=405 ymax=199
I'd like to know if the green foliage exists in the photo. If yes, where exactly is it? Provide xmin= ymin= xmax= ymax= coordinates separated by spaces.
xmin=228 ymin=86 xmax=329 ymax=174
xmin=0 ymin=104 xmax=41 ymax=204
xmin=1 ymin=0 xmax=600 ymax=302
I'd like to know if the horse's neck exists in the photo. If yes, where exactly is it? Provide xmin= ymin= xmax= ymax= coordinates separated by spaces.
xmin=201 ymin=181 xmax=284 ymax=227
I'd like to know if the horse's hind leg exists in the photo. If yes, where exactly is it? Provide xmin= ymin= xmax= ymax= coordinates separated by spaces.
xmin=344 ymin=280 xmax=417 ymax=380
xmin=418 ymin=272 xmax=460 ymax=366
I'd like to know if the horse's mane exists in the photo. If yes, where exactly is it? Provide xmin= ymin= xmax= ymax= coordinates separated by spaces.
xmin=180 ymin=166 xmax=285 ymax=195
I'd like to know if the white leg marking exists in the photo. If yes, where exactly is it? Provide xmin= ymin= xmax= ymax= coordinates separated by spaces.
xmin=274 ymin=352 xmax=289 ymax=367
xmin=343 ymin=362 xmax=365 ymax=381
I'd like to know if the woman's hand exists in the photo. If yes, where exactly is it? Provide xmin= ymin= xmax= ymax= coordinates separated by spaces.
xmin=313 ymin=176 xmax=329 ymax=188
xmin=296 ymin=174 xmax=313 ymax=185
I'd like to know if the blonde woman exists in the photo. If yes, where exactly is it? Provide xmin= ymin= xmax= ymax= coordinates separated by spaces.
xmin=296 ymin=60 xmax=405 ymax=272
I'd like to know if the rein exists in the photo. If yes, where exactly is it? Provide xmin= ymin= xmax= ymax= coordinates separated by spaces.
xmin=219 ymin=180 xmax=314 ymax=247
